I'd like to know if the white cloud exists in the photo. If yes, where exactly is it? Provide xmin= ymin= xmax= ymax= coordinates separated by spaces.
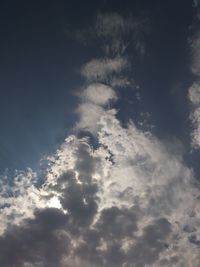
xmin=0 ymin=169 xmax=43 ymax=234
xmin=43 ymin=108 xmax=200 ymax=266
xmin=81 ymin=57 xmax=128 ymax=83
xmin=190 ymin=107 xmax=200 ymax=148
xmin=75 ymin=82 xmax=117 ymax=133
xmin=189 ymin=82 xmax=200 ymax=106
xmin=76 ymin=103 xmax=105 ymax=132
xmin=0 ymin=107 xmax=200 ymax=266
xmin=80 ymin=83 xmax=117 ymax=105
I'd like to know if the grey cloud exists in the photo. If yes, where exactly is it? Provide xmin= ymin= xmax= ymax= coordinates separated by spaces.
xmin=95 ymin=206 xmax=138 ymax=240
xmin=60 ymin=178 xmax=98 ymax=229
xmin=74 ymin=206 xmax=138 ymax=267
xmin=127 ymin=218 xmax=171 ymax=267
xmin=1 ymin=117 xmax=200 ymax=266
xmin=46 ymin=143 xmax=100 ymax=229
xmin=0 ymin=208 xmax=69 ymax=267
xmin=194 ymin=0 xmax=200 ymax=7
xmin=189 ymin=235 xmax=200 ymax=246
xmin=75 ymin=142 xmax=100 ymax=180
xmin=74 ymin=212 xmax=171 ymax=267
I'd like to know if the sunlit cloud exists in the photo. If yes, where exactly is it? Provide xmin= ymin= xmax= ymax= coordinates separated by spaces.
xmin=0 ymin=11 xmax=200 ymax=267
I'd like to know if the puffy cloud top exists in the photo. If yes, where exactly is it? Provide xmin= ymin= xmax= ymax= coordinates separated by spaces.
xmin=189 ymin=82 xmax=200 ymax=105
xmin=81 ymin=83 xmax=117 ymax=105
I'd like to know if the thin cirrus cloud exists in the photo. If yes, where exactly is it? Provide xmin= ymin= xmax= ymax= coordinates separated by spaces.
xmin=0 ymin=12 xmax=200 ymax=267
xmin=193 ymin=0 xmax=200 ymax=7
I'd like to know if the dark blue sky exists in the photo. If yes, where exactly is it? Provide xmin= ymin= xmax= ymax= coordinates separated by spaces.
xmin=0 ymin=0 xmax=195 ymax=173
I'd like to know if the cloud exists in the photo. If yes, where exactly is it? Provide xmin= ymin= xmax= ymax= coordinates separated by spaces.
xmin=80 ymin=83 xmax=117 ymax=105
xmin=76 ymin=12 xmax=149 ymax=57
xmin=193 ymin=0 xmax=200 ymax=7
xmin=76 ymin=103 xmax=105 ymax=132
xmin=81 ymin=57 xmax=128 ymax=84
xmin=190 ymin=33 xmax=200 ymax=76
xmin=188 ymin=82 xmax=200 ymax=105
xmin=188 ymin=12 xmax=200 ymax=149
xmin=75 ymin=83 xmax=117 ymax=132
xmin=190 ymin=107 xmax=200 ymax=149
xmin=78 ymin=13 xmax=145 ymax=90
xmin=0 ymin=208 xmax=69 ymax=267
xmin=1 ymin=106 xmax=200 ymax=266
xmin=0 ymin=11 xmax=200 ymax=267
xmin=0 ymin=169 xmax=44 ymax=235
xmin=95 ymin=12 xmax=134 ymax=55
xmin=188 ymin=82 xmax=200 ymax=148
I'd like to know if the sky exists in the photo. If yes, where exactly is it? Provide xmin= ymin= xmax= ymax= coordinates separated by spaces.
xmin=0 ymin=0 xmax=200 ymax=266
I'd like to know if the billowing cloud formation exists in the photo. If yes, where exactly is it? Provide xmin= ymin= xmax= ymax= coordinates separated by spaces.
xmin=0 ymin=106 xmax=200 ymax=266
xmin=0 ymin=12 xmax=200 ymax=267
xmin=76 ymin=83 xmax=117 ymax=132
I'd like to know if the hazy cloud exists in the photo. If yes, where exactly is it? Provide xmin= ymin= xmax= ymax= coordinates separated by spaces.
xmin=76 ymin=12 xmax=149 ymax=58
xmin=81 ymin=57 xmax=128 ymax=84
xmin=193 ymin=0 xmax=200 ymax=7
xmin=190 ymin=32 xmax=200 ymax=76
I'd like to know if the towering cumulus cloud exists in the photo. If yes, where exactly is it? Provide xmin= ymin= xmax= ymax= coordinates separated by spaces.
xmin=0 ymin=13 xmax=200 ymax=267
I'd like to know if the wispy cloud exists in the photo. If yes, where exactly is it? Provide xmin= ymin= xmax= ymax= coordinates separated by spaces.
xmin=81 ymin=57 xmax=129 ymax=86
xmin=188 ymin=82 xmax=200 ymax=148
xmin=190 ymin=33 xmax=200 ymax=76
xmin=188 ymin=11 xmax=200 ymax=149
xmin=193 ymin=0 xmax=200 ymax=7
